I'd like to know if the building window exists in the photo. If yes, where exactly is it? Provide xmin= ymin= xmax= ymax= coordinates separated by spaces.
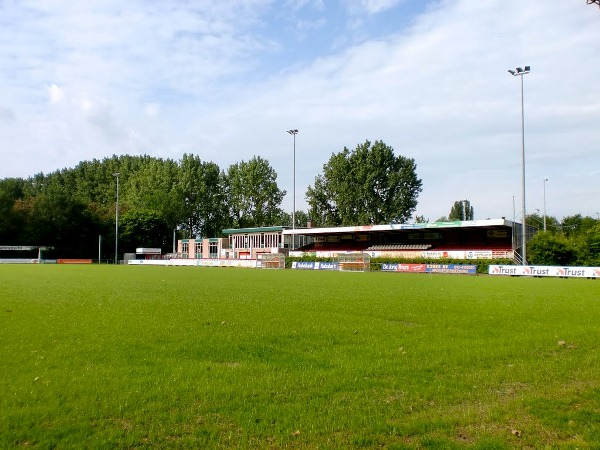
xmin=181 ymin=242 xmax=189 ymax=258
xmin=195 ymin=242 xmax=203 ymax=258
xmin=209 ymin=242 xmax=218 ymax=258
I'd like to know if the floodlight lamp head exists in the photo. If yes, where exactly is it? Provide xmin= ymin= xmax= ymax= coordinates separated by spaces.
xmin=287 ymin=129 xmax=298 ymax=135
xmin=524 ymin=65 xmax=531 ymax=72
xmin=516 ymin=67 xmax=523 ymax=73
xmin=508 ymin=69 xmax=515 ymax=75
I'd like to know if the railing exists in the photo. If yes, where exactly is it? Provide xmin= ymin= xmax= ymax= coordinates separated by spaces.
xmin=513 ymin=249 xmax=524 ymax=265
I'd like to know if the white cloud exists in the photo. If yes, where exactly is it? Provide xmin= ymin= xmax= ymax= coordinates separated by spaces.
xmin=0 ymin=106 xmax=15 ymax=122
xmin=145 ymin=103 xmax=160 ymax=118
xmin=47 ymin=84 xmax=64 ymax=104
xmin=354 ymin=0 xmax=405 ymax=15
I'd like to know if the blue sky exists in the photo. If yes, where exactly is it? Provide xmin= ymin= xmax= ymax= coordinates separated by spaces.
xmin=1 ymin=0 xmax=599 ymax=223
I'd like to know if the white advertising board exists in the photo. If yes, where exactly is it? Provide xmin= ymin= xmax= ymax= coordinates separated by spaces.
xmin=128 ymin=259 xmax=257 ymax=268
xmin=489 ymin=265 xmax=600 ymax=278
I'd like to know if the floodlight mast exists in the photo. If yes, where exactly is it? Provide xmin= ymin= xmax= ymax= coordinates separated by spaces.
xmin=543 ymin=178 xmax=548 ymax=232
xmin=113 ymin=172 xmax=120 ymax=264
xmin=286 ymin=129 xmax=298 ymax=249
xmin=508 ymin=66 xmax=530 ymax=265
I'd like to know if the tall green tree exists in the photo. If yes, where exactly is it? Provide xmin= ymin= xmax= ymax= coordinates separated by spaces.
xmin=573 ymin=223 xmax=600 ymax=266
xmin=0 ymin=178 xmax=27 ymax=244
xmin=277 ymin=210 xmax=312 ymax=228
xmin=561 ymin=214 xmax=598 ymax=238
xmin=306 ymin=140 xmax=422 ymax=226
xmin=526 ymin=213 xmax=561 ymax=234
xmin=178 ymin=154 xmax=227 ymax=238
xmin=119 ymin=209 xmax=171 ymax=253
xmin=22 ymin=180 xmax=103 ymax=257
xmin=448 ymin=200 xmax=474 ymax=221
xmin=224 ymin=156 xmax=286 ymax=228
xmin=125 ymin=157 xmax=185 ymax=234
xmin=527 ymin=232 xmax=576 ymax=266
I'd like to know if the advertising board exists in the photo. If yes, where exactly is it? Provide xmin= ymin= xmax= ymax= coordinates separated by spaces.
xmin=315 ymin=262 xmax=339 ymax=271
xmin=57 ymin=259 xmax=93 ymax=264
xmin=292 ymin=261 xmax=315 ymax=270
xmin=489 ymin=265 xmax=600 ymax=278
xmin=128 ymin=259 xmax=257 ymax=268
xmin=381 ymin=263 xmax=426 ymax=272
xmin=426 ymin=264 xmax=477 ymax=274
xmin=381 ymin=263 xmax=476 ymax=274
xmin=291 ymin=261 xmax=339 ymax=270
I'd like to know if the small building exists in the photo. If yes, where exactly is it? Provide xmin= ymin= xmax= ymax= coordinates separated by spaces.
xmin=135 ymin=248 xmax=162 ymax=260
xmin=177 ymin=238 xmax=229 ymax=259
xmin=175 ymin=227 xmax=305 ymax=261
xmin=222 ymin=226 xmax=292 ymax=260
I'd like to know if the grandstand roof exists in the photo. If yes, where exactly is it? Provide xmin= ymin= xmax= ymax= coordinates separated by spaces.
xmin=222 ymin=226 xmax=290 ymax=235
xmin=282 ymin=219 xmax=516 ymax=237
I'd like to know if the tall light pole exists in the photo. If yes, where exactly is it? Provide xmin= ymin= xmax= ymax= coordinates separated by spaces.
xmin=543 ymin=178 xmax=548 ymax=232
xmin=113 ymin=172 xmax=120 ymax=264
xmin=508 ymin=66 xmax=530 ymax=265
xmin=287 ymin=129 xmax=298 ymax=248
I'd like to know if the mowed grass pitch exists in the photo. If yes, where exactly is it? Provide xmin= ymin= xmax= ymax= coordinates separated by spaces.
xmin=1 ymin=266 xmax=599 ymax=449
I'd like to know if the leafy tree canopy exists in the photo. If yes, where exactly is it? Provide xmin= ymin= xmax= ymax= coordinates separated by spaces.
xmin=306 ymin=140 xmax=422 ymax=226
xmin=527 ymin=232 xmax=576 ymax=266
xmin=448 ymin=200 xmax=474 ymax=221
xmin=224 ymin=156 xmax=286 ymax=229
xmin=0 ymin=153 xmax=287 ymax=258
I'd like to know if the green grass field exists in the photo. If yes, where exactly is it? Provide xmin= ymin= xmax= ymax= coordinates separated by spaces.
xmin=1 ymin=265 xmax=599 ymax=449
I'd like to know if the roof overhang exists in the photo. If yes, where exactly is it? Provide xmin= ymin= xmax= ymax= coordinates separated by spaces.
xmin=222 ymin=226 xmax=291 ymax=235
xmin=282 ymin=219 xmax=516 ymax=236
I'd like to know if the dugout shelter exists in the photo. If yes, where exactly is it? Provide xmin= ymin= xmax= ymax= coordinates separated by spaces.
xmin=0 ymin=245 xmax=51 ymax=263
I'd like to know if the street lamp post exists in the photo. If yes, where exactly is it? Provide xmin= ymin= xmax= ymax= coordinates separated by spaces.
xmin=113 ymin=172 xmax=120 ymax=264
xmin=287 ymin=129 xmax=298 ymax=249
xmin=543 ymin=178 xmax=548 ymax=232
xmin=508 ymin=66 xmax=530 ymax=265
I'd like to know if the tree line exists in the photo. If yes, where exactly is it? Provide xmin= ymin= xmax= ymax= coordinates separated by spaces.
xmin=435 ymin=200 xmax=600 ymax=266
xmin=0 ymin=140 xmax=422 ymax=259
xmin=4 ymin=137 xmax=595 ymax=266
xmin=525 ymin=213 xmax=600 ymax=267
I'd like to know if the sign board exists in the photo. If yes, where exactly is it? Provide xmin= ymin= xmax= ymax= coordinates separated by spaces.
xmin=128 ymin=259 xmax=257 ymax=268
xmin=382 ymin=263 xmax=476 ymax=274
xmin=291 ymin=261 xmax=339 ymax=270
xmin=381 ymin=263 xmax=426 ymax=273
xmin=0 ymin=246 xmax=37 ymax=251
xmin=489 ymin=265 xmax=600 ymax=278
xmin=426 ymin=264 xmax=477 ymax=274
